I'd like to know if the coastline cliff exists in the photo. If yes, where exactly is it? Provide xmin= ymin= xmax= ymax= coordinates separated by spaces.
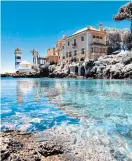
xmin=49 ymin=51 xmax=132 ymax=79
xmin=2 ymin=51 xmax=132 ymax=79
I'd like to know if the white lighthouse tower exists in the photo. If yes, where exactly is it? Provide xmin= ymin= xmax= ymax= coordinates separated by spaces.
xmin=14 ymin=48 xmax=21 ymax=72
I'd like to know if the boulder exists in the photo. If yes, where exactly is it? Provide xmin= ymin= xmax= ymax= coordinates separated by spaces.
xmin=121 ymin=52 xmax=132 ymax=65
xmin=48 ymin=64 xmax=57 ymax=73
xmin=39 ymin=63 xmax=50 ymax=77
xmin=38 ymin=141 xmax=63 ymax=157
xmin=122 ymin=63 xmax=132 ymax=78
xmin=69 ymin=63 xmax=78 ymax=76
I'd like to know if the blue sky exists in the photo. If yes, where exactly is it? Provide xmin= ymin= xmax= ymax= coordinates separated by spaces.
xmin=1 ymin=1 xmax=129 ymax=73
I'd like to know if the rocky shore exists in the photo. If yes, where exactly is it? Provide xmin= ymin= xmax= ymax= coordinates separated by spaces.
xmin=1 ymin=123 xmax=131 ymax=161
xmin=1 ymin=51 xmax=132 ymax=79
xmin=48 ymin=51 xmax=132 ymax=79
xmin=1 ymin=130 xmax=63 ymax=161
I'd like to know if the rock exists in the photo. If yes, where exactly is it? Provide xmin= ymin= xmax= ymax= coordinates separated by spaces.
xmin=39 ymin=63 xmax=50 ymax=77
xmin=122 ymin=63 xmax=132 ymax=78
xmin=48 ymin=64 xmax=57 ymax=73
xmin=109 ymin=63 xmax=124 ymax=79
xmin=69 ymin=64 xmax=78 ymax=76
xmin=84 ymin=60 xmax=95 ymax=77
xmin=38 ymin=141 xmax=63 ymax=157
xmin=121 ymin=52 xmax=132 ymax=65
xmin=1 ymin=150 xmax=10 ymax=160
xmin=0 ymin=131 xmax=64 ymax=161
xmin=78 ymin=63 xmax=85 ymax=76
xmin=122 ymin=63 xmax=132 ymax=73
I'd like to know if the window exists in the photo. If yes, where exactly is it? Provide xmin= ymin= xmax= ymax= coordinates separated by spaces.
xmin=80 ymin=58 xmax=84 ymax=61
xmin=74 ymin=50 xmax=77 ymax=56
xmin=81 ymin=36 xmax=84 ymax=41
xmin=68 ymin=41 xmax=70 ymax=46
xmin=16 ymin=56 xmax=21 ymax=59
xmin=63 ymin=56 xmax=65 ymax=59
xmin=93 ymin=35 xmax=96 ymax=38
xmin=74 ymin=39 xmax=76 ymax=43
xmin=100 ymin=37 xmax=102 ymax=39
xmin=96 ymin=36 xmax=99 ymax=39
xmin=81 ymin=48 xmax=85 ymax=54
xmin=66 ymin=52 xmax=68 ymax=57
xmin=69 ymin=52 xmax=72 ymax=57
xmin=73 ymin=39 xmax=76 ymax=46
xmin=62 ymin=46 xmax=64 ymax=49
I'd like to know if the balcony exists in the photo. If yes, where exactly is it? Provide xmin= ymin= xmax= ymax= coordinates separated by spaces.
xmin=91 ymin=42 xmax=107 ymax=46
xmin=72 ymin=43 xmax=77 ymax=48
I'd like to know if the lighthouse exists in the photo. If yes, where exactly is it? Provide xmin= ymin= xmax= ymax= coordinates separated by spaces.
xmin=14 ymin=48 xmax=21 ymax=72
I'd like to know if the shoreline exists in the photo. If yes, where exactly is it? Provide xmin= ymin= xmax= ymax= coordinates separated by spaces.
xmin=2 ymin=51 xmax=132 ymax=79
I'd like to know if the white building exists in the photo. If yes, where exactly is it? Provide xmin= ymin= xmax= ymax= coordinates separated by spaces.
xmin=17 ymin=60 xmax=34 ymax=73
xmin=59 ymin=24 xmax=108 ymax=64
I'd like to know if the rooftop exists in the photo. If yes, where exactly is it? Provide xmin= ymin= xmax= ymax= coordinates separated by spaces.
xmin=67 ymin=24 xmax=106 ymax=39
xmin=72 ymin=26 xmax=103 ymax=36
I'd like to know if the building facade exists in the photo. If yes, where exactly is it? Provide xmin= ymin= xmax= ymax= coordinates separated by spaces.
xmin=56 ymin=35 xmax=67 ymax=64
xmin=46 ymin=48 xmax=59 ymax=64
xmin=32 ymin=49 xmax=46 ymax=66
xmin=60 ymin=24 xmax=107 ymax=64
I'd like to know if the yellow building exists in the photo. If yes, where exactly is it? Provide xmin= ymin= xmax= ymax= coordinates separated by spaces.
xmin=56 ymin=35 xmax=67 ymax=64
xmin=60 ymin=24 xmax=108 ymax=64
xmin=46 ymin=48 xmax=59 ymax=64
xmin=46 ymin=36 xmax=66 ymax=64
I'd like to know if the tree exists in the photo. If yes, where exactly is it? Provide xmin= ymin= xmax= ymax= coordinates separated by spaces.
xmin=105 ymin=28 xmax=132 ymax=52
xmin=123 ymin=32 xmax=132 ymax=50
xmin=106 ymin=29 xmax=121 ymax=53
xmin=113 ymin=2 xmax=132 ymax=33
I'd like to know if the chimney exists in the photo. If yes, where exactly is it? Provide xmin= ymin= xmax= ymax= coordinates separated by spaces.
xmin=99 ymin=24 xmax=103 ymax=31
xmin=63 ymin=35 xmax=67 ymax=39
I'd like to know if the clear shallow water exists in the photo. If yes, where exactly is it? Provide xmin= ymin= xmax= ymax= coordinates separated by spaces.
xmin=1 ymin=78 xmax=132 ymax=157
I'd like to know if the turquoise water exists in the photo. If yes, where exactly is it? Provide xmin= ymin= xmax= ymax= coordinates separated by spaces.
xmin=1 ymin=78 xmax=132 ymax=156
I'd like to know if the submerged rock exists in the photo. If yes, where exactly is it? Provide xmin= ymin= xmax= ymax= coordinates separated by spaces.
xmin=39 ymin=63 xmax=50 ymax=77
xmin=0 ymin=130 xmax=63 ymax=161
xmin=1 ymin=125 xmax=132 ymax=161
xmin=38 ymin=141 xmax=63 ymax=157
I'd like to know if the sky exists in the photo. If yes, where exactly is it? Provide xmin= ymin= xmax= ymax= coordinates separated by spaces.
xmin=1 ymin=1 xmax=130 ymax=73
